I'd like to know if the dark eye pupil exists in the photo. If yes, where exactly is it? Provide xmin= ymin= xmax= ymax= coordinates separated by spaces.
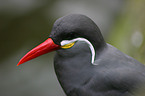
xmin=62 ymin=32 xmax=77 ymax=40
xmin=67 ymin=33 xmax=75 ymax=39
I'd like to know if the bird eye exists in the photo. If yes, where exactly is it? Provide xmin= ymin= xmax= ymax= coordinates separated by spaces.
xmin=66 ymin=32 xmax=76 ymax=40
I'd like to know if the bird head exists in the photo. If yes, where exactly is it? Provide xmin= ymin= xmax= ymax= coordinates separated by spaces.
xmin=17 ymin=14 xmax=105 ymax=66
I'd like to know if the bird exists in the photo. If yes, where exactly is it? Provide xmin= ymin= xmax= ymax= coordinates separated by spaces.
xmin=18 ymin=14 xmax=145 ymax=96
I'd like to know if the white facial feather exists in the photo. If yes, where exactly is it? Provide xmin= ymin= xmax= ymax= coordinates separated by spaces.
xmin=61 ymin=38 xmax=96 ymax=64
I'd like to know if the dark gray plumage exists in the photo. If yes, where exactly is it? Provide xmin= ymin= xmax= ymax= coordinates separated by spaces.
xmin=49 ymin=14 xmax=145 ymax=96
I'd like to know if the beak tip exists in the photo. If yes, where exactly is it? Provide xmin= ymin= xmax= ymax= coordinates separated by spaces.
xmin=17 ymin=60 xmax=23 ymax=66
xmin=17 ymin=63 xmax=20 ymax=66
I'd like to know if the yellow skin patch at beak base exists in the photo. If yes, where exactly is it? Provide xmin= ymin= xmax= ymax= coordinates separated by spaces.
xmin=61 ymin=42 xmax=75 ymax=49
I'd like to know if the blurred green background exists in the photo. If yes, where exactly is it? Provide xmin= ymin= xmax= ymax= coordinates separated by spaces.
xmin=0 ymin=0 xmax=145 ymax=96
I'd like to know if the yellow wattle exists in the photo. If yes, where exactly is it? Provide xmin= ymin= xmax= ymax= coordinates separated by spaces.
xmin=61 ymin=42 xmax=75 ymax=49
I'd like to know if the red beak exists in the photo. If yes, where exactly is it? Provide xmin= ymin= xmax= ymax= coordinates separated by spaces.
xmin=17 ymin=38 xmax=60 ymax=66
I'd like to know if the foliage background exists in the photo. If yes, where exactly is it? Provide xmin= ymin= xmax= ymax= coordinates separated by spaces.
xmin=0 ymin=0 xmax=145 ymax=96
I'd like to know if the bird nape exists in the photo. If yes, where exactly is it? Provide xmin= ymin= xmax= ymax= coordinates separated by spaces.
xmin=18 ymin=14 xmax=145 ymax=96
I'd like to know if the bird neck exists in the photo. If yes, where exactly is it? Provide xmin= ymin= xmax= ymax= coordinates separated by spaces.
xmin=54 ymin=41 xmax=106 ymax=94
xmin=54 ymin=41 xmax=93 ymax=93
